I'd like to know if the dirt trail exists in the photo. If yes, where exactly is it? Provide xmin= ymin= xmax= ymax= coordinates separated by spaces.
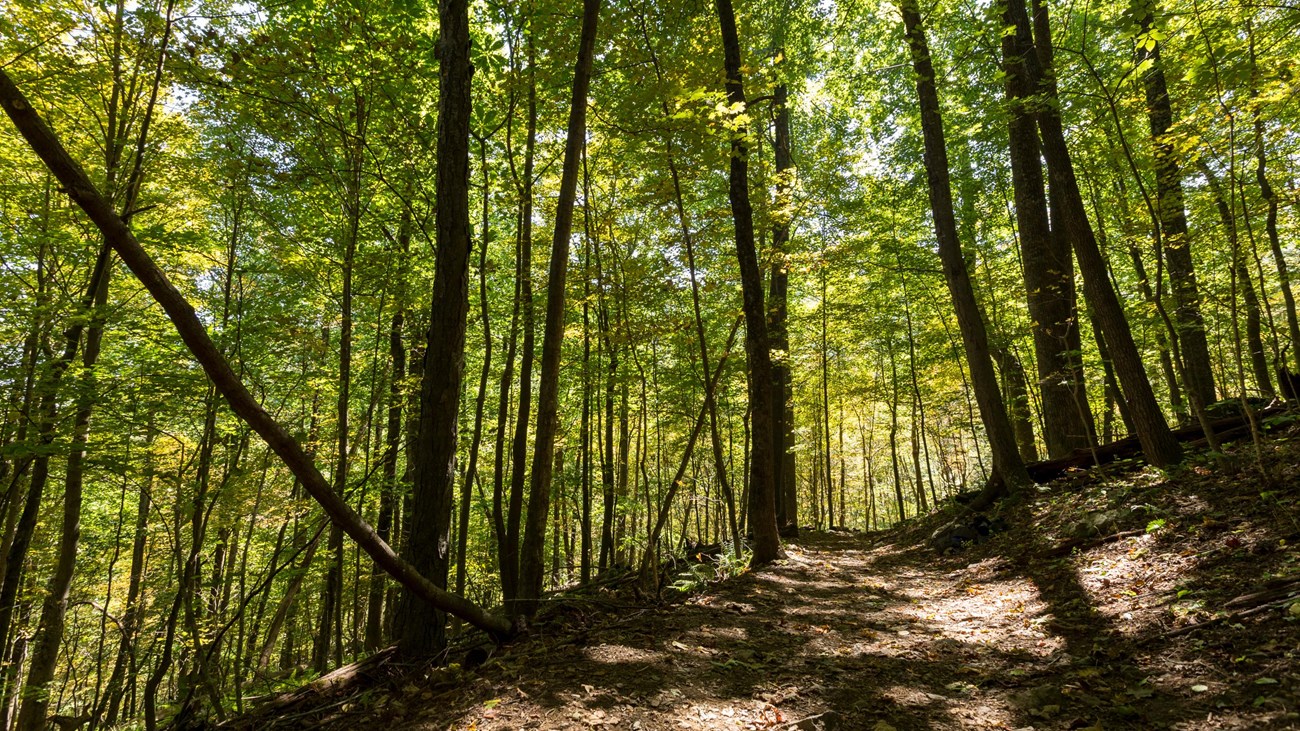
xmin=247 ymin=448 xmax=1300 ymax=731
xmin=353 ymin=524 xmax=1296 ymax=729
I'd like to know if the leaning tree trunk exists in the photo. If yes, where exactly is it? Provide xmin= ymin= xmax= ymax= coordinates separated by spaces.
xmin=1135 ymin=0 xmax=1216 ymax=408
xmin=714 ymin=0 xmax=782 ymax=564
xmin=0 ymin=67 xmax=513 ymax=640
xmin=899 ymin=0 xmax=1032 ymax=503
xmin=1020 ymin=0 xmax=1182 ymax=466
xmin=515 ymin=0 xmax=602 ymax=619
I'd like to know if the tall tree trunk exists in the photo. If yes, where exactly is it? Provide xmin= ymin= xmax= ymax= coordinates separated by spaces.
xmin=492 ymin=223 xmax=521 ymax=590
xmin=398 ymin=0 xmax=480 ymax=655
xmin=1135 ymin=0 xmax=1216 ymax=407
xmin=820 ymin=266 xmax=836 ymax=525
xmin=714 ymin=0 xmax=782 ymax=564
xmin=1001 ymin=0 xmax=1092 ymax=457
xmin=596 ymin=238 xmax=618 ymax=572
xmin=515 ymin=0 xmax=602 ymax=618
xmin=595 ymin=231 xmax=621 ymax=569
xmin=887 ymin=343 xmax=906 ymax=522
xmin=579 ymin=160 xmax=594 ymax=582
xmin=316 ymin=126 xmax=362 ymax=669
xmin=503 ymin=33 xmax=539 ymax=608
xmin=769 ymin=80 xmax=798 ymax=537
xmin=455 ymin=135 xmax=495 ymax=605
xmin=1019 ymin=0 xmax=1182 ymax=466
xmin=899 ymin=0 xmax=1032 ymax=504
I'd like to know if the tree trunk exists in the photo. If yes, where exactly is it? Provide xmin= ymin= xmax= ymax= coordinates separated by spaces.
xmin=398 ymin=0 xmax=480 ymax=655
xmin=769 ymin=80 xmax=798 ymax=537
xmin=714 ymin=0 xmax=782 ymax=564
xmin=1001 ymin=0 xmax=1092 ymax=457
xmin=1018 ymin=0 xmax=1182 ymax=467
xmin=316 ymin=127 xmax=362 ymax=669
xmin=503 ymin=34 xmax=539 ymax=609
xmin=1135 ymin=0 xmax=1216 ymax=407
xmin=515 ymin=0 xmax=601 ymax=618
xmin=899 ymin=0 xmax=1032 ymax=502
xmin=579 ymin=165 xmax=594 ymax=582
xmin=596 ymin=242 xmax=617 ymax=572
xmin=455 ymin=135 xmax=495 ymax=606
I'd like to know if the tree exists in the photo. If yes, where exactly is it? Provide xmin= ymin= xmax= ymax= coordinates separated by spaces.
xmin=714 ymin=0 xmax=782 ymax=565
xmin=898 ymin=0 xmax=1032 ymax=503
xmin=515 ymin=0 xmax=602 ymax=619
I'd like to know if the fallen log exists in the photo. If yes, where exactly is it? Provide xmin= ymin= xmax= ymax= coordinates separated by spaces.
xmin=1024 ymin=405 xmax=1286 ymax=484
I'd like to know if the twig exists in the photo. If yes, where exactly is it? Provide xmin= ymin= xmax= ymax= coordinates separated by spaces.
xmin=1156 ymin=594 xmax=1298 ymax=640
xmin=1047 ymin=529 xmax=1146 ymax=557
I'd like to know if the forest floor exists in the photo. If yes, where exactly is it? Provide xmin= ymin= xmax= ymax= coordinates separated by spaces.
xmin=233 ymin=429 xmax=1300 ymax=731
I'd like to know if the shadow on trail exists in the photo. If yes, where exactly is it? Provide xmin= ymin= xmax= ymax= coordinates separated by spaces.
xmin=472 ymin=539 xmax=1058 ymax=730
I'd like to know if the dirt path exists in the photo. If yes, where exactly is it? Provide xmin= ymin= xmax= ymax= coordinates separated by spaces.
xmin=244 ymin=450 xmax=1300 ymax=731
xmin=343 ymin=523 xmax=1296 ymax=730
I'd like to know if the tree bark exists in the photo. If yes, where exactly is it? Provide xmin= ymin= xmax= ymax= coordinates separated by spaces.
xmin=1019 ymin=0 xmax=1182 ymax=466
xmin=769 ymin=80 xmax=798 ymax=537
xmin=1001 ymin=0 xmax=1092 ymax=457
xmin=714 ymin=0 xmax=782 ymax=564
xmin=899 ymin=0 xmax=1032 ymax=501
xmin=515 ymin=0 xmax=602 ymax=618
xmin=398 ymin=0 xmax=483 ymax=655
xmin=1135 ymin=0 xmax=1216 ymax=407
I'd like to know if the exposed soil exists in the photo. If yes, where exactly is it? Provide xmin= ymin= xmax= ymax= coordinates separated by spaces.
xmin=231 ymin=430 xmax=1300 ymax=731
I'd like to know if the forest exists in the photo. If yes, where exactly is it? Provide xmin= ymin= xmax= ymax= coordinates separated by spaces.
xmin=0 ymin=0 xmax=1298 ymax=727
